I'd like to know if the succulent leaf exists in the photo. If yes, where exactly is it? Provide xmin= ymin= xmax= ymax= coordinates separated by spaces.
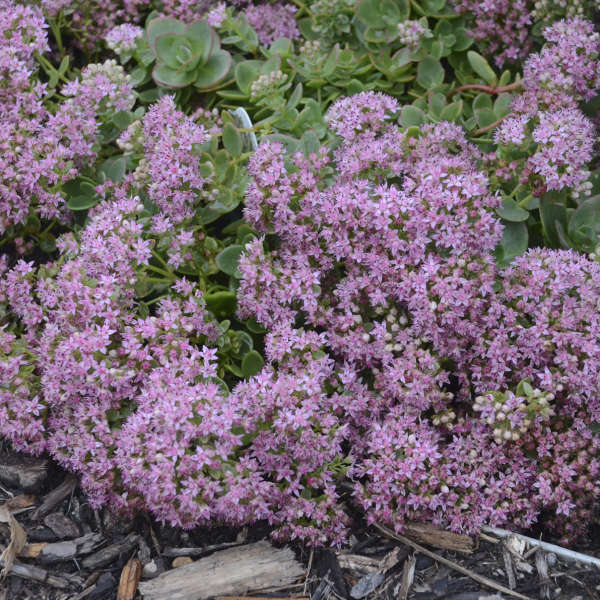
xmin=195 ymin=49 xmax=232 ymax=89
xmin=152 ymin=63 xmax=196 ymax=88
xmin=147 ymin=17 xmax=185 ymax=56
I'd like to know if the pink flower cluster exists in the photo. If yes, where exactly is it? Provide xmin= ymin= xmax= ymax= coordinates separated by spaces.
xmin=451 ymin=0 xmax=533 ymax=66
xmin=118 ymin=96 xmax=211 ymax=225
xmin=0 ymin=2 xmax=69 ymax=233
xmin=236 ymin=91 xmax=600 ymax=540
xmin=0 ymin=1 xmax=136 ymax=234
xmin=516 ymin=17 xmax=600 ymax=114
xmin=244 ymin=2 xmax=300 ymax=45
xmin=496 ymin=18 xmax=599 ymax=197
xmin=0 ymin=196 xmax=368 ymax=543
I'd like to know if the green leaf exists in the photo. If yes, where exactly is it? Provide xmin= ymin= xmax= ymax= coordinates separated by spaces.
xmin=467 ymin=50 xmax=497 ymax=86
xmin=245 ymin=318 xmax=266 ymax=334
xmin=494 ymin=93 xmax=513 ymax=119
xmin=185 ymin=20 xmax=213 ymax=64
xmin=39 ymin=234 xmax=57 ymax=254
xmin=300 ymin=130 xmax=320 ymax=157
xmin=417 ymin=56 xmax=444 ymax=89
xmin=67 ymin=195 xmax=98 ymax=211
xmin=216 ymin=244 xmax=244 ymax=277
xmin=99 ymin=156 xmax=127 ymax=183
xmin=539 ymin=191 xmax=569 ymax=248
xmin=260 ymin=54 xmax=282 ymax=75
xmin=222 ymin=123 xmax=242 ymax=156
xmin=130 ymin=67 xmax=149 ymax=87
xmin=322 ymin=45 xmax=340 ymax=77
xmin=453 ymin=27 xmax=473 ymax=51
xmin=112 ymin=111 xmax=133 ymax=130
xmin=472 ymin=93 xmax=492 ymax=111
xmin=401 ymin=105 xmax=425 ymax=128
xmin=268 ymin=37 xmax=293 ymax=55
xmin=195 ymin=49 xmax=232 ymax=89
xmin=569 ymin=194 xmax=600 ymax=236
xmin=146 ymin=17 xmax=186 ymax=56
xmin=423 ymin=0 xmax=446 ymax=11
xmin=217 ymin=89 xmax=249 ymax=100
xmin=440 ymin=100 xmax=462 ymax=122
xmin=137 ymin=88 xmax=161 ymax=103
xmin=155 ymin=33 xmax=189 ymax=69
xmin=474 ymin=107 xmax=496 ymax=128
xmin=235 ymin=61 xmax=259 ymax=95
xmin=497 ymin=221 xmax=528 ymax=266
xmin=380 ymin=0 xmax=403 ymax=24
xmin=58 ymin=55 xmax=70 ymax=76
xmin=356 ymin=0 xmax=386 ymax=28
xmin=65 ymin=180 xmax=97 ymax=211
xmin=241 ymin=350 xmax=264 ymax=378
xmin=498 ymin=69 xmax=511 ymax=87
xmin=428 ymin=92 xmax=446 ymax=119
xmin=346 ymin=79 xmax=365 ymax=95
xmin=287 ymin=82 xmax=303 ymax=109
xmin=204 ymin=290 xmax=237 ymax=317
xmin=497 ymin=197 xmax=529 ymax=222
xmin=152 ymin=63 xmax=196 ymax=88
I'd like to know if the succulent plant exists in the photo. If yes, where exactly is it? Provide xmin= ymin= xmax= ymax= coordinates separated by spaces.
xmin=147 ymin=17 xmax=232 ymax=90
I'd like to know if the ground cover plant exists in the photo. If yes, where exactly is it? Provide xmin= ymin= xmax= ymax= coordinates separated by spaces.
xmin=0 ymin=0 xmax=599 ymax=549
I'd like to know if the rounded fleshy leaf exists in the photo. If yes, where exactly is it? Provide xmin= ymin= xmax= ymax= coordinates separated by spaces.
xmin=147 ymin=17 xmax=185 ymax=57
xmin=152 ymin=63 xmax=196 ymax=88
xmin=155 ymin=33 xmax=188 ymax=69
xmin=194 ymin=49 xmax=232 ymax=89
xmin=185 ymin=20 xmax=214 ymax=65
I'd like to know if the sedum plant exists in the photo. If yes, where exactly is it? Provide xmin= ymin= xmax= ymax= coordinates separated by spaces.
xmin=2 ymin=0 xmax=600 ymax=550
xmin=147 ymin=16 xmax=232 ymax=89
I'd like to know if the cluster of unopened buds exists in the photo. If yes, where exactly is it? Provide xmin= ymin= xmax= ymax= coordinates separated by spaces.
xmin=299 ymin=40 xmax=322 ymax=62
xmin=533 ymin=0 xmax=590 ymax=19
xmin=396 ymin=20 xmax=431 ymax=48
xmin=474 ymin=383 xmax=555 ymax=443
xmin=118 ymin=120 xmax=143 ymax=153
xmin=105 ymin=24 xmax=143 ymax=56
xmin=250 ymin=70 xmax=288 ymax=99
xmin=373 ymin=305 xmax=410 ymax=353
xmin=571 ymin=172 xmax=593 ymax=199
xmin=431 ymin=405 xmax=456 ymax=427
xmin=77 ymin=60 xmax=135 ymax=111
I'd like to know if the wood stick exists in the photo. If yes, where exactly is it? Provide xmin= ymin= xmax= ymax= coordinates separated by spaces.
xmin=375 ymin=524 xmax=533 ymax=600
xmin=336 ymin=553 xmax=380 ymax=573
xmin=303 ymin=549 xmax=313 ymax=596
xmin=3 ymin=496 xmax=35 ymax=511
xmin=19 ymin=542 xmax=48 ymax=559
xmin=81 ymin=533 xmax=139 ymax=570
xmin=403 ymin=521 xmax=474 ymax=554
xmin=33 ymin=475 xmax=77 ymax=520
xmin=138 ymin=541 xmax=304 ymax=600
xmin=398 ymin=555 xmax=416 ymax=600
xmin=483 ymin=526 xmax=600 ymax=569
xmin=36 ymin=533 xmax=104 ymax=564
xmin=0 ymin=458 xmax=47 ymax=493
xmin=161 ymin=541 xmax=242 ymax=557
xmin=0 ymin=557 xmax=71 ymax=589
xmin=118 ymin=558 xmax=142 ymax=600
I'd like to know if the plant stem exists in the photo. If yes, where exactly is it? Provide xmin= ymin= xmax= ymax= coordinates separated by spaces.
xmin=472 ymin=112 xmax=514 ymax=136
xmin=448 ymin=80 xmax=523 ymax=99
xmin=144 ymin=263 xmax=175 ymax=279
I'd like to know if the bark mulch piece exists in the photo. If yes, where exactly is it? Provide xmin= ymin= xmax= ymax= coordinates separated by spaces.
xmin=0 ymin=448 xmax=598 ymax=600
